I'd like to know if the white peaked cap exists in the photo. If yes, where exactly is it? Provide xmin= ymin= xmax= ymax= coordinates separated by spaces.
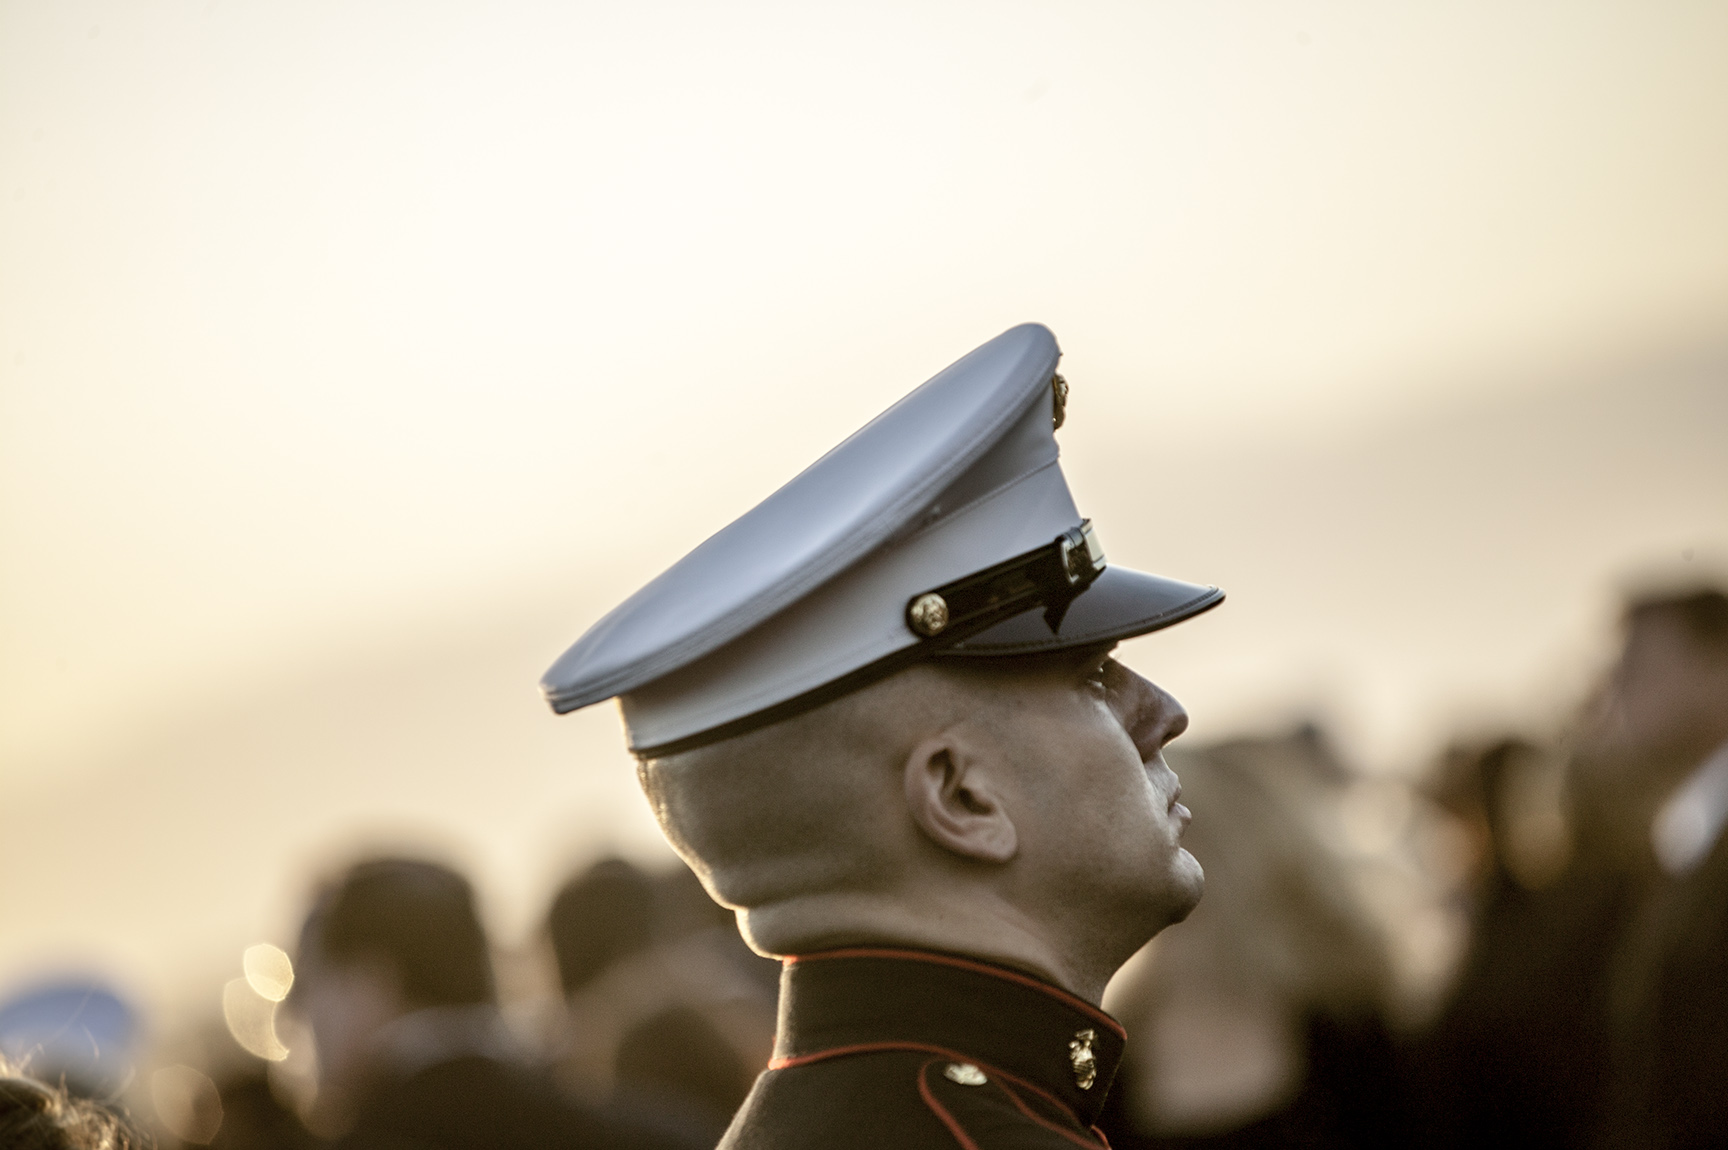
xmin=541 ymin=324 xmax=1223 ymax=756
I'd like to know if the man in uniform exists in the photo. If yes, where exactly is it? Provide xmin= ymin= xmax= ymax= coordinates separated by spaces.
xmin=542 ymin=324 xmax=1224 ymax=1149
xmin=1587 ymin=588 xmax=1728 ymax=1149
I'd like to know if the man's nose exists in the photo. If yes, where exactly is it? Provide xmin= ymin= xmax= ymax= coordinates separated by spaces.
xmin=1119 ymin=667 xmax=1188 ymax=762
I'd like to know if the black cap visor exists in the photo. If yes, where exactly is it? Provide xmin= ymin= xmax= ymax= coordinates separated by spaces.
xmin=937 ymin=565 xmax=1223 ymax=657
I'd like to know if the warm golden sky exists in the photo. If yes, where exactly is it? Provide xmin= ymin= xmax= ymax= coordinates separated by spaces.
xmin=2 ymin=0 xmax=1726 ymax=1018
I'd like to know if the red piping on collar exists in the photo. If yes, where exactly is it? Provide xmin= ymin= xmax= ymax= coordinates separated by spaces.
xmin=769 ymin=1040 xmax=1081 ymax=1125
xmin=916 ymin=1060 xmax=982 ymax=1150
xmin=911 ymin=1057 xmax=1105 ymax=1150
xmin=783 ymin=947 xmax=1125 ymax=1038
xmin=982 ymin=1069 xmax=1106 ymax=1149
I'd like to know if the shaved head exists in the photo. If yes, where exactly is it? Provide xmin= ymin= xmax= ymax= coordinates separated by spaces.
xmin=636 ymin=664 xmax=984 ymax=914
xmin=639 ymin=647 xmax=1199 ymax=998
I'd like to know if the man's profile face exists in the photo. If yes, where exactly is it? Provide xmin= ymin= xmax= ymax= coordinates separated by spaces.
xmin=968 ymin=644 xmax=1203 ymax=939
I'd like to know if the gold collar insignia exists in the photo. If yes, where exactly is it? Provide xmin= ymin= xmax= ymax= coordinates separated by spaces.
xmin=1068 ymin=1028 xmax=1097 ymax=1090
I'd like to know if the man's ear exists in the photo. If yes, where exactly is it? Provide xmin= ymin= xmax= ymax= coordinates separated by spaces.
xmin=901 ymin=733 xmax=1019 ymax=863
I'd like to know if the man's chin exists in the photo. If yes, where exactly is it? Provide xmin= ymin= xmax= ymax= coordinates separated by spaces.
xmin=1166 ymin=849 xmax=1205 ymax=925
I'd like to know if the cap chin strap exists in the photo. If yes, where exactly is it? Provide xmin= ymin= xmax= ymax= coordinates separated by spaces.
xmin=905 ymin=521 xmax=1106 ymax=640
xmin=630 ymin=522 xmax=1105 ymax=760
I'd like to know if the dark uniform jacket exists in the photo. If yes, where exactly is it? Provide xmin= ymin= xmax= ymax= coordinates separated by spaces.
xmin=1603 ymin=822 xmax=1728 ymax=1150
xmin=722 ymin=947 xmax=1125 ymax=1150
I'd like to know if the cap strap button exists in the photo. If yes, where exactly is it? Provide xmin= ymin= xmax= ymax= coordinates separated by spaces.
xmin=907 ymin=592 xmax=950 ymax=636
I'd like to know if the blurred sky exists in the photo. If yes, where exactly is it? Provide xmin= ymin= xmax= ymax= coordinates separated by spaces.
xmin=2 ymin=0 xmax=1727 ymax=1022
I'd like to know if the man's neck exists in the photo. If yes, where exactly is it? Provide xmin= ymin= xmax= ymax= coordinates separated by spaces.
xmin=740 ymin=887 xmax=1136 ymax=1005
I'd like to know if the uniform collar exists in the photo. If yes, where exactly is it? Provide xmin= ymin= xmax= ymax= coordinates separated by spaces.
xmin=771 ymin=947 xmax=1125 ymax=1127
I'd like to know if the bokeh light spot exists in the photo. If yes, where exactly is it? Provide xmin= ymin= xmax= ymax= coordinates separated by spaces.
xmin=152 ymin=1063 xmax=223 ymax=1144
xmin=222 ymin=977 xmax=289 ymax=1061
xmin=242 ymin=942 xmax=294 ymax=1002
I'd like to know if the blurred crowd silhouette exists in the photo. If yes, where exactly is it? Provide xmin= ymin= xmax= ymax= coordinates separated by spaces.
xmin=4 ymin=582 xmax=1727 ymax=1150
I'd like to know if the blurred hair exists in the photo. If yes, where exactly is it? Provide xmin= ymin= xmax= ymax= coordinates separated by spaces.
xmin=1626 ymin=587 xmax=1728 ymax=652
xmin=301 ymin=857 xmax=495 ymax=1008
xmin=1429 ymin=737 xmax=1533 ymax=834
xmin=546 ymin=858 xmax=657 ymax=996
xmin=0 ymin=1062 xmax=142 ymax=1150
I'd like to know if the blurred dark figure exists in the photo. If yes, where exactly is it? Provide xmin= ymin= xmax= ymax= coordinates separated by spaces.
xmin=1585 ymin=588 xmax=1728 ymax=1150
xmin=1404 ymin=585 xmax=1728 ymax=1150
xmin=1 ymin=1058 xmax=144 ymax=1150
xmin=207 ymin=1066 xmax=316 ymax=1150
xmin=1099 ymin=727 xmax=1408 ymax=1150
xmin=547 ymin=860 xmax=777 ymax=1145
xmin=1402 ymin=737 xmax=1617 ymax=1150
xmin=549 ymin=861 xmax=658 ymax=998
xmin=290 ymin=856 xmax=697 ymax=1150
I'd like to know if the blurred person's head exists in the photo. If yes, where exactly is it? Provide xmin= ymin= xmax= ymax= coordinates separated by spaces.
xmin=205 ymin=1064 xmax=316 ymax=1150
xmin=1568 ymin=587 xmax=1728 ymax=867
xmin=0 ymin=1061 xmax=141 ymax=1150
xmin=546 ymin=858 xmax=656 ymax=997
xmin=292 ymin=858 xmax=495 ymax=1101
xmin=652 ymin=862 xmax=735 ymax=941
xmin=1107 ymin=730 xmax=1395 ymax=1135
xmin=1428 ymin=737 xmax=1571 ymax=893
xmin=638 ymin=645 xmax=1199 ymax=1004
xmin=1157 ymin=731 xmax=1393 ymax=1012
xmin=1589 ymin=588 xmax=1728 ymax=766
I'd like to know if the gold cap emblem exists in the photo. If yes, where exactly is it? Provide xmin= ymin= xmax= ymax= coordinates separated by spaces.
xmin=1051 ymin=372 xmax=1069 ymax=430
xmin=907 ymin=592 xmax=949 ymax=637
xmin=943 ymin=1062 xmax=988 ymax=1086
xmin=1068 ymin=1028 xmax=1097 ymax=1090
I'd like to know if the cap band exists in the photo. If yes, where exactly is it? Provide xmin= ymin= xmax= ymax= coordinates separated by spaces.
xmin=632 ymin=520 xmax=1105 ymax=760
